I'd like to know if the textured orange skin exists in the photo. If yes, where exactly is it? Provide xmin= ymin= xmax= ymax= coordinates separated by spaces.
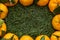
xmin=52 ymin=14 xmax=60 ymax=30
xmin=37 ymin=0 xmax=49 ymax=6
xmin=20 ymin=35 xmax=33 ymax=40
xmin=51 ymin=31 xmax=60 ymax=40
xmin=3 ymin=33 xmax=18 ymax=40
xmin=19 ymin=0 xmax=34 ymax=6
xmin=4 ymin=0 xmax=18 ymax=6
xmin=48 ymin=0 xmax=60 ymax=12
xmin=0 ymin=23 xmax=7 ymax=37
xmin=0 ymin=3 xmax=8 ymax=19
xmin=35 ymin=35 xmax=50 ymax=40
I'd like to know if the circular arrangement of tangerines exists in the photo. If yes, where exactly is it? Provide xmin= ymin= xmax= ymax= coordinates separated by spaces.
xmin=0 ymin=0 xmax=60 ymax=40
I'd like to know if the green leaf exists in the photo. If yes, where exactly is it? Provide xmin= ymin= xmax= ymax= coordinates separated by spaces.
xmin=1 ymin=38 xmax=11 ymax=40
xmin=0 ymin=19 xmax=4 ymax=27
xmin=2 ymin=30 xmax=5 ymax=36
xmin=9 ymin=0 xmax=15 ymax=4
xmin=53 ymin=6 xmax=60 ymax=14
xmin=1 ymin=38 xmax=5 ymax=40
xmin=0 ymin=0 xmax=8 ymax=3
xmin=1 ymin=38 xmax=8 ymax=40
xmin=40 ymin=36 xmax=45 ymax=40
